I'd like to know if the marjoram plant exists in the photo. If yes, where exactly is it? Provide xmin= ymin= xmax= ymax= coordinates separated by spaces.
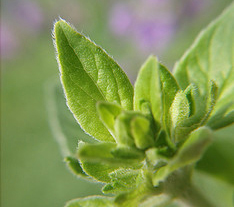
xmin=51 ymin=4 xmax=234 ymax=207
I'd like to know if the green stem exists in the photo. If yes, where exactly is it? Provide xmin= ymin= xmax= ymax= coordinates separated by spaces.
xmin=164 ymin=167 xmax=215 ymax=207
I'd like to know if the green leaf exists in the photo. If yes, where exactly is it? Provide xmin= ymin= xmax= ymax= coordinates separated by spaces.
xmin=159 ymin=64 xmax=180 ymax=137
xmin=64 ymin=156 xmax=91 ymax=180
xmin=102 ymin=168 xmax=143 ymax=194
xmin=78 ymin=142 xmax=143 ymax=167
xmin=134 ymin=56 xmax=161 ymax=124
xmin=174 ymin=81 xmax=217 ymax=141
xmin=197 ymin=125 xmax=234 ymax=185
xmin=111 ymin=147 xmax=145 ymax=160
xmin=114 ymin=111 xmax=145 ymax=148
xmin=207 ymin=102 xmax=234 ymax=130
xmin=145 ymin=147 xmax=168 ymax=168
xmin=153 ymin=127 xmax=212 ymax=186
xmin=78 ymin=142 xmax=119 ymax=183
xmin=173 ymin=4 xmax=234 ymax=128
xmin=54 ymin=20 xmax=133 ymax=142
xmin=131 ymin=116 xmax=154 ymax=150
xmin=96 ymin=101 xmax=122 ymax=139
xmin=170 ymin=91 xmax=190 ymax=143
xmin=65 ymin=196 xmax=114 ymax=207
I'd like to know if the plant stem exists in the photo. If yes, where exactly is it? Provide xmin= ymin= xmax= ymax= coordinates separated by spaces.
xmin=164 ymin=167 xmax=215 ymax=207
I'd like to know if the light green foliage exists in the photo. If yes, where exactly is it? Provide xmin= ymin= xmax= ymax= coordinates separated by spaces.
xmin=53 ymin=4 xmax=234 ymax=207
xmin=170 ymin=91 xmax=190 ymax=142
xmin=131 ymin=116 xmax=154 ymax=149
xmin=173 ymin=4 xmax=234 ymax=129
xmin=54 ymin=20 xmax=133 ymax=142
xmin=134 ymin=56 xmax=161 ymax=124
xmin=97 ymin=101 xmax=122 ymax=139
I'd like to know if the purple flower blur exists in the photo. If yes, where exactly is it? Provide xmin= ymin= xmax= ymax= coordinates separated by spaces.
xmin=109 ymin=0 xmax=210 ymax=54
xmin=0 ymin=24 xmax=19 ymax=59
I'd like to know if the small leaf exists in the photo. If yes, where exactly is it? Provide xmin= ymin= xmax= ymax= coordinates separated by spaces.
xmin=78 ymin=142 xmax=143 ymax=167
xmin=131 ymin=116 xmax=154 ymax=150
xmin=134 ymin=56 xmax=162 ymax=124
xmin=173 ymin=81 xmax=217 ymax=141
xmin=65 ymin=196 xmax=114 ymax=207
xmin=111 ymin=147 xmax=145 ymax=160
xmin=207 ymin=102 xmax=234 ymax=130
xmin=97 ymin=101 xmax=122 ymax=139
xmin=159 ymin=64 xmax=180 ymax=137
xmin=200 ymin=80 xmax=218 ymax=125
xmin=173 ymin=4 xmax=234 ymax=129
xmin=115 ymin=180 xmax=161 ymax=207
xmin=170 ymin=91 xmax=190 ymax=143
xmin=54 ymin=20 xmax=133 ymax=142
xmin=102 ymin=168 xmax=143 ymax=194
xmin=153 ymin=127 xmax=212 ymax=186
xmin=145 ymin=148 xmax=168 ymax=168
xmin=114 ymin=111 xmax=145 ymax=148
xmin=64 ymin=156 xmax=90 ymax=180
xmin=78 ymin=142 xmax=119 ymax=182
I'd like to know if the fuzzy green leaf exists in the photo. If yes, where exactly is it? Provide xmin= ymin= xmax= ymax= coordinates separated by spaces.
xmin=131 ymin=116 xmax=154 ymax=150
xmin=97 ymin=101 xmax=122 ymax=139
xmin=78 ymin=142 xmax=119 ymax=183
xmin=114 ymin=111 xmax=145 ymax=148
xmin=170 ymin=91 xmax=190 ymax=143
xmin=173 ymin=4 xmax=234 ymax=128
xmin=102 ymin=168 xmax=143 ymax=194
xmin=153 ymin=127 xmax=212 ymax=186
xmin=159 ymin=65 xmax=180 ymax=137
xmin=64 ymin=156 xmax=91 ymax=180
xmin=54 ymin=20 xmax=133 ymax=142
xmin=134 ymin=56 xmax=161 ymax=123
xmin=174 ymin=81 xmax=218 ymax=141
xmin=65 ymin=196 xmax=114 ymax=207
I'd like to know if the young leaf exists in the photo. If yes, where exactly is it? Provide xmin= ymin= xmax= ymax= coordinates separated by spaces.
xmin=78 ymin=142 xmax=119 ymax=183
xmin=159 ymin=64 xmax=180 ymax=136
xmin=102 ymin=168 xmax=143 ymax=194
xmin=97 ymin=101 xmax=122 ymax=139
xmin=207 ymin=102 xmax=234 ymax=130
xmin=115 ymin=180 xmax=162 ymax=207
xmin=65 ymin=196 xmax=114 ymax=207
xmin=153 ymin=127 xmax=212 ymax=186
xmin=131 ymin=116 xmax=154 ymax=150
xmin=54 ymin=20 xmax=133 ymax=142
xmin=134 ymin=56 xmax=161 ymax=123
xmin=170 ymin=91 xmax=190 ymax=143
xmin=173 ymin=4 xmax=234 ymax=128
xmin=64 ymin=156 xmax=91 ymax=180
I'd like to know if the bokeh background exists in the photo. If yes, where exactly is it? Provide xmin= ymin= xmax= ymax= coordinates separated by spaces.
xmin=1 ymin=0 xmax=233 ymax=207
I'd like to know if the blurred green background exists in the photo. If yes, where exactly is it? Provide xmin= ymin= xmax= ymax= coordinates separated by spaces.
xmin=1 ymin=0 xmax=233 ymax=207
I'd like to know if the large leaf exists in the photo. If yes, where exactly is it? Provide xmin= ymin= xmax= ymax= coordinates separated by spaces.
xmin=196 ymin=125 xmax=234 ymax=185
xmin=65 ymin=196 xmax=114 ymax=207
xmin=173 ymin=4 xmax=234 ymax=128
xmin=54 ymin=20 xmax=133 ymax=142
